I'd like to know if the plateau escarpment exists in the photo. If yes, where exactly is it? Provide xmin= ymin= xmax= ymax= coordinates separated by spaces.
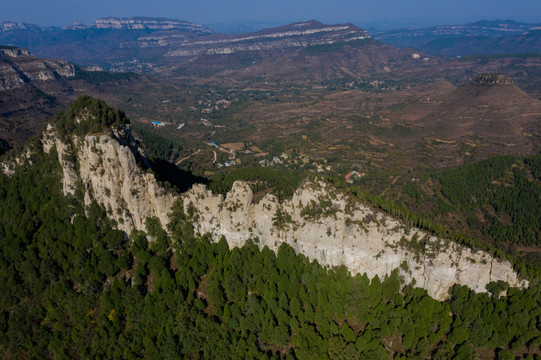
xmin=0 ymin=46 xmax=75 ymax=91
xmin=34 ymin=100 xmax=526 ymax=301
xmin=92 ymin=17 xmax=211 ymax=33
xmin=2 ymin=18 xmax=416 ymax=83
xmin=161 ymin=21 xmax=370 ymax=57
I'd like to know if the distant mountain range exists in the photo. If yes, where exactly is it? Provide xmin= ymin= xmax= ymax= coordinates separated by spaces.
xmin=373 ymin=19 xmax=541 ymax=56
xmin=2 ymin=17 xmax=541 ymax=149
xmin=1 ymin=17 xmax=211 ymax=33
xmin=1 ymin=17 xmax=539 ymax=74
xmin=1 ymin=17 xmax=541 ymax=90
xmin=0 ymin=17 xmax=455 ymax=89
xmin=0 ymin=18 xmax=372 ymax=70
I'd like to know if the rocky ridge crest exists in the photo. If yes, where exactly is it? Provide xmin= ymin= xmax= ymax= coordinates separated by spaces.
xmin=41 ymin=122 xmax=176 ymax=233
xmin=36 ymin=116 xmax=526 ymax=300
xmin=92 ymin=17 xmax=211 ymax=33
xmin=2 ymin=94 xmax=519 ymax=300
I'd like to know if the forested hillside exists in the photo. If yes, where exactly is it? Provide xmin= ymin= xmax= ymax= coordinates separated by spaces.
xmin=0 ymin=116 xmax=540 ymax=359
xmin=386 ymin=155 xmax=541 ymax=267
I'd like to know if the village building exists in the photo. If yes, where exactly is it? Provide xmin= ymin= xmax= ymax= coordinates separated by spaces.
xmin=345 ymin=171 xmax=366 ymax=183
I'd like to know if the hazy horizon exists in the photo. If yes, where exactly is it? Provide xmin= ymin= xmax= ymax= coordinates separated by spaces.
xmin=1 ymin=0 xmax=541 ymax=30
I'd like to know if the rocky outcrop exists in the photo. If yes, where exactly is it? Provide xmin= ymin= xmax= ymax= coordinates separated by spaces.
xmin=39 ymin=120 xmax=526 ymax=300
xmin=1 ymin=148 xmax=33 ymax=175
xmin=0 ymin=47 xmax=75 ymax=90
xmin=0 ymin=21 xmax=42 ymax=32
xmin=0 ymin=47 xmax=30 ymax=57
xmin=42 ymin=123 xmax=177 ymax=233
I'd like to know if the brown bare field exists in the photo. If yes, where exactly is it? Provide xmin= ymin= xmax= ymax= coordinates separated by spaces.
xmin=221 ymin=142 xmax=245 ymax=151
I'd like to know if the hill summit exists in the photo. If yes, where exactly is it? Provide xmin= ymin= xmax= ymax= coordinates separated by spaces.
xmin=52 ymin=96 xmax=129 ymax=138
xmin=471 ymin=73 xmax=515 ymax=86
xmin=421 ymin=73 xmax=541 ymax=156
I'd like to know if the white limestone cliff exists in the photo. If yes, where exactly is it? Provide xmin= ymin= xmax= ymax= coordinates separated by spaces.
xmin=39 ymin=123 xmax=527 ymax=300
xmin=182 ymin=181 xmax=527 ymax=300
xmin=42 ymin=123 xmax=176 ymax=233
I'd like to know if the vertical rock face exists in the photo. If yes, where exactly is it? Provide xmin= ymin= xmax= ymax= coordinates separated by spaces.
xmin=42 ymin=123 xmax=177 ymax=233
xmin=40 ymin=122 xmax=526 ymax=300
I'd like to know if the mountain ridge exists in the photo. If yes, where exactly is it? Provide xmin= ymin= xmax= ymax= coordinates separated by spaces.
xmin=13 ymin=96 xmax=525 ymax=301
xmin=0 ymin=18 xmax=379 ymax=73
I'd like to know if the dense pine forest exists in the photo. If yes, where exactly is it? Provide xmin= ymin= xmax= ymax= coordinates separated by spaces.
xmin=437 ymin=155 xmax=541 ymax=247
xmin=1 ymin=128 xmax=540 ymax=359
xmin=378 ymin=155 xmax=541 ymax=270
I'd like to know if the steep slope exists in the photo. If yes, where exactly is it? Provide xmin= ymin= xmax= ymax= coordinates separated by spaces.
xmin=0 ymin=46 xmax=78 ymax=145
xmin=2 ymin=133 xmax=539 ymax=359
xmin=183 ymin=181 xmax=525 ymax=300
xmin=0 ymin=46 xmax=200 ymax=149
xmin=162 ymin=20 xmax=370 ymax=57
xmin=162 ymin=37 xmax=441 ymax=87
xmin=155 ymin=21 xmax=451 ymax=87
xmin=0 ymin=46 xmax=140 ymax=147
xmin=34 ymin=96 xmax=527 ymax=300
